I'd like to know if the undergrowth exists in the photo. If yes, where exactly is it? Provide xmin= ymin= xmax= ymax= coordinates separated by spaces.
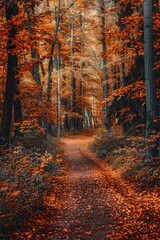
xmin=90 ymin=127 xmax=160 ymax=191
xmin=0 ymin=126 xmax=64 ymax=236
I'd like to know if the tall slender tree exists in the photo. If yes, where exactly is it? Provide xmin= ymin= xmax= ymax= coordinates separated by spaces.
xmin=70 ymin=17 xmax=77 ymax=129
xmin=0 ymin=1 xmax=18 ymax=146
xmin=26 ymin=4 xmax=41 ymax=87
xmin=144 ymin=0 xmax=158 ymax=158
xmin=98 ymin=0 xmax=111 ymax=132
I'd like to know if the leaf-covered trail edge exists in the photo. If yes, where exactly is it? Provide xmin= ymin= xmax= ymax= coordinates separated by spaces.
xmin=10 ymin=135 xmax=160 ymax=240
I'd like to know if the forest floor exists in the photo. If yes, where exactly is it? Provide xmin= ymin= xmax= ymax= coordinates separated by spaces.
xmin=8 ymin=134 xmax=160 ymax=240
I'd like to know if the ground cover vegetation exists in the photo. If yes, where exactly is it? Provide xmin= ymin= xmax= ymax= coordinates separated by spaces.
xmin=0 ymin=125 xmax=64 ymax=235
xmin=90 ymin=127 xmax=160 ymax=190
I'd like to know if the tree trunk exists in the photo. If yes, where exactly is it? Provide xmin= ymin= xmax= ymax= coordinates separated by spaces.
xmin=14 ymin=77 xmax=22 ymax=123
xmin=99 ymin=0 xmax=111 ymax=132
xmin=46 ymin=0 xmax=61 ymax=134
xmin=47 ymin=1 xmax=60 ymax=103
xmin=56 ymin=45 xmax=61 ymax=138
xmin=144 ymin=0 xmax=158 ymax=158
xmin=0 ymin=1 xmax=18 ymax=146
xmin=70 ymin=18 xmax=77 ymax=129
xmin=26 ymin=5 xmax=42 ymax=95
xmin=71 ymin=75 xmax=76 ymax=129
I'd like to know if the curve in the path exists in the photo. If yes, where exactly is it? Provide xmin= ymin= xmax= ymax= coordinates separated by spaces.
xmin=11 ymin=135 xmax=160 ymax=240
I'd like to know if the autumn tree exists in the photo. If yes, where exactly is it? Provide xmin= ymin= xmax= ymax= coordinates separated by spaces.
xmin=98 ymin=0 xmax=111 ymax=132
xmin=144 ymin=0 xmax=159 ymax=158
xmin=0 ymin=0 xmax=19 ymax=146
xmin=25 ymin=1 xmax=42 ymax=88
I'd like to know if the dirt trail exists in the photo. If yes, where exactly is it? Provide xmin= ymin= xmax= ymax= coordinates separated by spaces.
xmin=55 ymin=135 xmax=116 ymax=239
xmin=10 ymin=135 xmax=160 ymax=240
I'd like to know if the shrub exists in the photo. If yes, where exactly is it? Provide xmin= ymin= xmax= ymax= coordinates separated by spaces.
xmin=0 ymin=128 xmax=63 ymax=234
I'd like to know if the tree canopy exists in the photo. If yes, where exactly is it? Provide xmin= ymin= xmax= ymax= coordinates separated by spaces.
xmin=0 ymin=0 xmax=159 ymax=157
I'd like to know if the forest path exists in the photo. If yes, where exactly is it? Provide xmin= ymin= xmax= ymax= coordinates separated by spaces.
xmin=12 ymin=135 xmax=159 ymax=240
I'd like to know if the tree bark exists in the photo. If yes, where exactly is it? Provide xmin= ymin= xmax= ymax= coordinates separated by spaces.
xmin=144 ymin=0 xmax=158 ymax=158
xmin=26 ymin=4 xmax=42 ymax=99
xmin=70 ymin=18 xmax=77 ymax=129
xmin=0 ymin=1 xmax=18 ymax=146
xmin=56 ymin=44 xmax=61 ymax=138
xmin=14 ymin=77 xmax=22 ymax=123
xmin=47 ymin=1 xmax=60 ymax=103
xmin=99 ymin=0 xmax=111 ymax=132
